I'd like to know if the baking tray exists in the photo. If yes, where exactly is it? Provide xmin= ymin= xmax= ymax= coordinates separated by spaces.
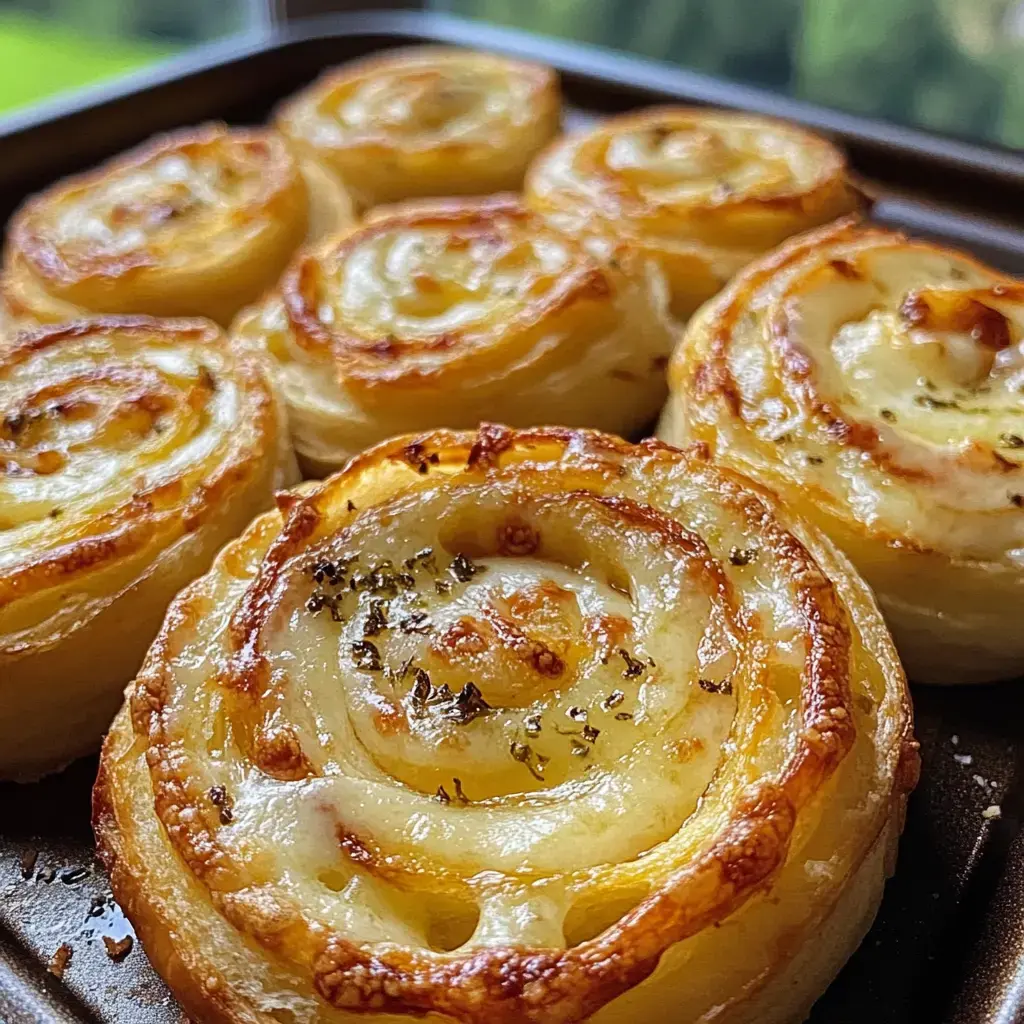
xmin=1 ymin=10 xmax=1024 ymax=1024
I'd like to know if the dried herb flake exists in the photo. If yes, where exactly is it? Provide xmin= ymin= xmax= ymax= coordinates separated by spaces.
xmin=352 ymin=641 xmax=383 ymax=671
xmin=619 ymin=648 xmax=645 ymax=679
xmin=915 ymin=394 xmax=958 ymax=411
xmin=399 ymin=611 xmax=433 ymax=634
xmin=601 ymin=690 xmax=625 ymax=711
xmin=209 ymin=785 xmax=234 ymax=824
xmin=449 ymin=552 xmax=485 ymax=583
xmin=698 ymin=677 xmax=733 ymax=695
xmin=728 ymin=547 xmax=757 ymax=567
xmin=363 ymin=599 xmax=389 ymax=637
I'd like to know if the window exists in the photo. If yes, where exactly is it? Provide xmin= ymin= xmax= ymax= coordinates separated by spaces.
xmin=0 ymin=0 xmax=259 ymax=114
xmin=2 ymin=0 xmax=1020 ymax=151
xmin=432 ymin=0 xmax=1024 ymax=149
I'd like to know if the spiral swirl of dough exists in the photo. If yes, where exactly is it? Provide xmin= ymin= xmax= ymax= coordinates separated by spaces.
xmin=0 ymin=316 xmax=295 ymax=779
xmin=660 ymin=217 xmax=1024 ymax=682
xmin=232 ymin=196 xmax=675 ymax=475
xmin=276 ymin=47 xmax=561 ymax=210
xmin=2 ymin=123 xmax=353 ymax=327
xmin=525 ymin=107 xmax=862 ymax=319
xmin=95 ymin=423 xmax=916 ymax=1024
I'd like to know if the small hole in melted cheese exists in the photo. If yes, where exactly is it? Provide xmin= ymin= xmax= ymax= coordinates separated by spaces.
xmin=422 ymin=893 xmax=482 ymax=953
xmin=562 ymin=886 xmax=649 ymax=947
xmin=318 ymin=868 xmax=349 ymax=892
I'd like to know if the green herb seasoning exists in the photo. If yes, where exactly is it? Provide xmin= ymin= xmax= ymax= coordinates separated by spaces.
xmin=601 ymin=689 xmax=625 ymax=711
xmin=352 ymin=641 xmax=383 ymax=672
xmin=449 ymin=552 xmax=485 ymax=583
xmin=363 ymin=600 xmax=389 ymax=637
xmin=698 ymin=677 xmax=733 ymax=695
xmin=728 ymin=547 xmax=757 ymax=567
xmin=915 ymin=394 xmax=958 ymax=411
xmin=208 ymin=785 xmax=234 ymax=825
xmin=618 ymin=648 xmax=645 ymax=679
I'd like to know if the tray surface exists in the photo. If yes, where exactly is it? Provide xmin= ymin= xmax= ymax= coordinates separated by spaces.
xmin=1 ymin=11 xmax=1024 ymax=1024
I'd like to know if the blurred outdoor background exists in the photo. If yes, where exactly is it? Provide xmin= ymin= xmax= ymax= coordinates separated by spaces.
xmin=0 ymin=1 xmax=250 ymax=112
xmin=0 ymin=0 xmax=1021 ymax=148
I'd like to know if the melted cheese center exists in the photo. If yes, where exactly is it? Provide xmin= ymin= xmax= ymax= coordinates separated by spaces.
xmin=602 ymin=121 xmax=812 ymax=205
xmin=317 ymin=63 xmax=536 ymax=146
xmin=332 ymin=224 xmax=574 ymax=340
xmin=722 ymin=239 xmax=1024 ymax=558
xmin=35 ymin=141 xmax=277 ymax=268
xmin=0 ymin=329 xmax=241 ymax=569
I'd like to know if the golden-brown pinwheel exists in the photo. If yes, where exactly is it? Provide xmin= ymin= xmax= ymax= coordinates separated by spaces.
xmin=525 ymin=107 xmax=863 ymax=319
xmin=2 ymin=123 xmax=353 ymax=327
xmin=232 ymin=196 xmax=675 ymax=475
xmin=95 ymin=424 xmax=916 ymax=1024
xmin=276 ymin=47 xmax=561 ymax=210
xmin=0 ymin=316 xmax=295 ymax=779
xmin=660 ymin=217 xmax=1024 ymax=683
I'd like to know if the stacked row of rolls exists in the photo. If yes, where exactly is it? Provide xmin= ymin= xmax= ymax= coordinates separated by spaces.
xmin=0 ymin=39 xmax=1018 ymax=1024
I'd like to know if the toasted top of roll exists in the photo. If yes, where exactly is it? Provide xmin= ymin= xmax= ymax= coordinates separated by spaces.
xmin=525 ymin=107 xmax=862 ymax=317
xmin=0 ymin=315 xmax=287 ymax=649
xmin=232 ymin=195 xmax=675 ymax=472
xmin=276 ymin=46 xmax=561 ymax=208
xmin=667 ymin=217 xmax=1024 ymax=566
xmin=95 ymin=423 xmax=916 ymax=1024
xmin=2 ymin=124 xmax=334 ymax=326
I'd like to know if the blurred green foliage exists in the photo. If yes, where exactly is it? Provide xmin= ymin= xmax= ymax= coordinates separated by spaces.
xmin=4 ymin=0 xmax=246 ymax=42
xmin=0 ymin=0 xmax=246 ymax=114
xmin=0 ymin=0 xmax=1020 ymax=149
xmin=0 ymin=11 xmax=174 ymax=112
xmin=439 ymin=0 xmax=1024 ymax=148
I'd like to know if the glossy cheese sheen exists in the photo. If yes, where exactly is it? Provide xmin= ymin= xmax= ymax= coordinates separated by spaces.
xmin=2 ymin=123 xmax=353 ymax=327
xmin=660 ymin=217 xmax=1024 ymax=682
xmin=232 ymin=196 xmax=676 ymax=475
xmin=525 ymin=107 xmax=862 ymax=320
xmin=94 ymin=424 xmax=916 ymax=1024
xmin=277 ymin=46 xmax=561 ymax=209
xmin=0 ymin=316 xmax=296 ymax=779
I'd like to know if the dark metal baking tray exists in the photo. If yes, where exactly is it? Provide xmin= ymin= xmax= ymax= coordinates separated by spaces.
xmin=1 ymin=10 xmax=1023 ymax=1024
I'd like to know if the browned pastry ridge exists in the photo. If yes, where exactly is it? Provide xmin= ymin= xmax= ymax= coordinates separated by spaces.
xmin=95 ymin=424 xmax=916 ymax=1024
xmin=232 ymin=195 xmax=675 ymax=475
xmin=277 ymin=46 xmax=561 ymax=210
xmin=526 ymin=106 xmax=863 ymax=320
xmin=3 ymin=123 xmax=353 ymax=327
xmin=0 ymin=315 xmax=296 ymax=779
xmin=660 ymin=216 xmax=1024 ymax=683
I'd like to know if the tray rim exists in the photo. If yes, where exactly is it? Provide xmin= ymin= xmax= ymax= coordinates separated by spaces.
xmin=0 ymin=8 xmax=1022 ymax=190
